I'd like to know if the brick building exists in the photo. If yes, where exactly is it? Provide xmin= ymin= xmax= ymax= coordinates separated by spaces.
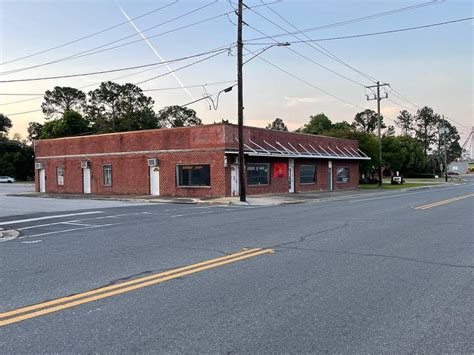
xmin=34 ymin=123 xmax=370 ymax=197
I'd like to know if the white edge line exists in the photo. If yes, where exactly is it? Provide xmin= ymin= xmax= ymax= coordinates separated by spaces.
xmin=19 ymin=223 xmax=121 ymax=239
xmin=0 ymin=211 xmax=103 ymax=226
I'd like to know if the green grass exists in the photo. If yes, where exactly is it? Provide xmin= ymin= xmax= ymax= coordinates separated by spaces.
xmin=360 ymin=182 xmax=437 ymax=190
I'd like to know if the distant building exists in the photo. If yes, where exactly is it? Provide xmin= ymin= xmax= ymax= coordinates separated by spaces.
xmin=34 ymin=123 xmax=369 ymax=197
xmin=448 ymin=161 xmax=468 ymax=174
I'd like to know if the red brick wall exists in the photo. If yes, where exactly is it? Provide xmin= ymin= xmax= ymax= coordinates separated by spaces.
xmin=34 ymin=123 xmax=361 ymax=196
xmin=37 ymin=151 xmax=226 ymax=197
xmin=35 ymin=124 xmax=227 ymax=158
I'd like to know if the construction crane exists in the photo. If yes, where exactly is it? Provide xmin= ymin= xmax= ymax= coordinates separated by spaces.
xmin=461 ymin=127 xmax=474 ymax=161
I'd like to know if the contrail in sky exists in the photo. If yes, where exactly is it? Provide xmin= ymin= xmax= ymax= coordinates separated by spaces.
xmin=117 ymin=3 xmax=196 ymax=101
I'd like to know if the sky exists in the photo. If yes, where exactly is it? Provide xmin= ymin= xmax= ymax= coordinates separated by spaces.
xmin=0 ymin=0 xmax=472 ymax=142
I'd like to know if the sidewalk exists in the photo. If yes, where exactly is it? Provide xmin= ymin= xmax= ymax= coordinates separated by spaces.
xmin=7 ymin=183 xmax=447 ymax=207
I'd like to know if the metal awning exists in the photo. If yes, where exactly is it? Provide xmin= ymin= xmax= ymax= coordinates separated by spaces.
xmin=226 ymin=138 xmax=371 ymax=160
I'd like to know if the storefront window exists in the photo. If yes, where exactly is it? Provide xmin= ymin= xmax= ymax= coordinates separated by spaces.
xmin=336 ymin=167 xmax=349 ymax=183
xmin=300 ymin=165 xmax=316 ymax=184
xmin=247 ymin=163 xmax=270 ymax=185
xmin=103 ymin=164 xmax=112 ymax=186
xmin=177 ymin=165 xmax=211 ymax=187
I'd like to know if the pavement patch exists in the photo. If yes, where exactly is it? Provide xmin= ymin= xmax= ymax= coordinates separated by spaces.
xmin=0 ymin=228 xmax=20 ymax=242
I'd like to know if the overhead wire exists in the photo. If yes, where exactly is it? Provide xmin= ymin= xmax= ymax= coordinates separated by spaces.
xmin=0 ymin=1 xmax=221 ymax=76
xmin=0 ymin=1 xmax=281 ymax=77
xmin=4 ymin=49 xmax=231 ymax=116
xmin=0 ymin=47 xmax=232 ymax=83
xmin=245 ymin=17 xmax=474 ymax=45
xmin=243 ymin=46 xmax=367 ymax=110
xmin=260 ymin=1 xmax=378 ymax=84
xmin=245 ymin=6 xmax=368 ymax=87
xmin=0 ymin=0 xmax=179 ymax=66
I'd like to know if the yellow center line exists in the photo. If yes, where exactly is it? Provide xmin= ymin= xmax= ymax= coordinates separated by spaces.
xmin=0 ymin=248 xmax=273 ymax=327
xmin=415 ymin=193 xmax=474 ymax=210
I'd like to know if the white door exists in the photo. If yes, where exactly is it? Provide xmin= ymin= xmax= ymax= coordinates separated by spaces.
xmin=328 ymin=161 xmax=333 ymax=191
xmin=231 ymin=165 xmax=239 ymax=196
xmin=83 ymin=168 xmax=91 ymax=194
xmin=150 ymin=166 xmax=160 ymax=195
xmin=39 ymin=169 xmax=46 ymax=193
xmin=288 ymin=158 xmax=295 ymax=193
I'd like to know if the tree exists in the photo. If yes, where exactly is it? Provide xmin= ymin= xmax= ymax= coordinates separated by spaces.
xmin=41 ymin=86 xmax=86 ymax=119
xmin=352 ymin=109 xmax=386 ymax=133
xmin=156 ymin=105 xmax=202 ymax=128
xmin=382 ymin=135 xmax=426 ymax=174
xmin=0 ymin=114 xmax=12 ymax=136
xmin=395 ymin=110 xmax=414 ymax=136
xmin=435 ymin=116 xmax=462 ymax=164
xmin=266 ymin=118 xmax=288 ymax=131
xmin=40 ymin=111 xmax=90 ymax=139
xmin=27 ymin=122 xmax=44 ymax=141
xmin=414 ymin=106 xmax=440 ymax=156
xmin=87 ymin=81 xmax=156 ymax=133
xmin=384 ymin=125 xmax=396 ymax=137
xmin=299 ymin=113 xmax=332 ymax=135
xmin=331 ymin=121 xmax=352 ymax=131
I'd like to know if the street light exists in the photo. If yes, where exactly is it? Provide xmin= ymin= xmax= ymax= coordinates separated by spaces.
xmin=243 ymin=42 xmax=291 ymax=65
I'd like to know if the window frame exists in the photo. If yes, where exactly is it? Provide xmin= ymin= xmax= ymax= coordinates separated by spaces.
xmin=300 ymin=164 xmax=317 ymax=185
xmin=56 ymin=166 xmax=64 ymax=186
xmin=103 ymin=164 xmax=112 ymax=187
xmin=176 ymin=164 xmax=211 ymax=188
xmin=246 ymin=163 xmax=271 ymax=186
xmin=336 ymin=166 xmax=350 ymax=183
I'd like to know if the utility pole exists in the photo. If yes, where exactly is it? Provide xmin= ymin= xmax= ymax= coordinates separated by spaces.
xmin=237 ymin=0 xmax=246 ymax=202
xmin=366 ymin=81 xmax=389 ymax=186
xmin=440 ymin=125 xmax=449 ymax=182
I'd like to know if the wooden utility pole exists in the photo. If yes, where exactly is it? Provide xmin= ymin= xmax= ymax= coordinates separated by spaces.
xmin=237 ymin=0 xmax=246 ymax=202
xmin=366 ymin=81 xmax=389 ymax=186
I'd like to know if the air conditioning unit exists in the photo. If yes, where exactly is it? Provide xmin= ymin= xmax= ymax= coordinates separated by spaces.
xmin=81 ymin=160 xmax=91 ymax=169
xmin=147 ymin=158 xmax=159 ymax=167
xmin=34 ymin=162 xmax=44 ymax=170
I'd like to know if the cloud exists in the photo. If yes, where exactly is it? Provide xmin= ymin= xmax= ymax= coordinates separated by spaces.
xmin=283 ymin=96 xmax=334 ymax=107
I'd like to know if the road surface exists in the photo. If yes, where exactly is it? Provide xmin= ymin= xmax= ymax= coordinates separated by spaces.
xmin=1 ymin=179 xmax=473 ymax=353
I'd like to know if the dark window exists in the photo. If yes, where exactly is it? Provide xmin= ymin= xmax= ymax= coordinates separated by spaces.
xmin=247 ymin=163 xmax=270 ymax=185
xmin=103 ymin=164 xmax=112 ymax=186
xmin=336 ymin=167 xmax=349 ymax=183
xmin=56 ymin=167 xmax=64 ymax=186
xmin=177 ymin=165 xmax=211 ymax=187
xmin=300 ymin=165 xmax=316 ymax=184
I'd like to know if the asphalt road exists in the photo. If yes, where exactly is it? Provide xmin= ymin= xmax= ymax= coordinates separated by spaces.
xmin=1 ymin=179 xmax=473 ymax=353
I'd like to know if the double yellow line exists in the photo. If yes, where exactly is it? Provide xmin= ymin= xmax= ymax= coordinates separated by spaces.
xmin=0 ymin=248 xmax=273 ymax=327
xmin=415 ymin=193 xmax=474 ymax=210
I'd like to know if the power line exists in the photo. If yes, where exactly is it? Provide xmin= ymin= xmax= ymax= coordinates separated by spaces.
xmin=4 ymin=51 xmax=230 ymax=116
xmin=260 ymin=1 xmax=378 ymax=84
xmin=0 ymin=1 xmax=221 ymax=77
xmin=143 ymin=80 xmax=236 ymax=92
xmin=134 ymin=50 xmax=228 ymax=85
xmin=0 ymin=1 xmax=179 ymax=66
xmin=0 ymin=47 xmax=232 ymax=83
xmin=243 ymin=46 xmax=367 ymax=110
xmin=0 ymin=1 xmax=281 ymax=77
xmin=245 ymin=17 xmax=474 ymax=45
xmin=0 ymin=80 xmax=236 ymax=96
xmin=245 ymin=7 xmax=367 ymax=87
xmin=0 ymin=50 xmax=233 ymax=107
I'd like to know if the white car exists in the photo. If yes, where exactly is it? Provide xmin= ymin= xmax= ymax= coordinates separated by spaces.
xmin=0 ymin=176 xmax=15 ymax=183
